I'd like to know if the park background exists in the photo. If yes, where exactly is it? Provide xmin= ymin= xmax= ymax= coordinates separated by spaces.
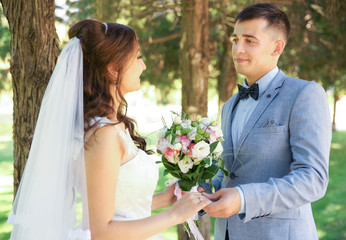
xmin=0 ymin=0 xmax=345 ymax=239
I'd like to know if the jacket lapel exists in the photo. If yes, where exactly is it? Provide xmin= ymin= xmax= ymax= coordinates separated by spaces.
xmin=233 ymin=71 xmax=287 ymax=164
xmin=222 ymin=94 xmax=240 ymax=171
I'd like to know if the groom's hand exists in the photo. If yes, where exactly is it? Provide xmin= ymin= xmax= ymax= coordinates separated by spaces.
xmin=202 ymin=188 xmax=241 ymax=218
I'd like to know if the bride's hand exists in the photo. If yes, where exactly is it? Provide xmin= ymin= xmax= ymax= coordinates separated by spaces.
xmin=152 ymin=182 xmax=177 ymax=210
xmin=169 ymin=192 xmax=211 ymax=224
xmin=160 ymin=182 xmax=177 ymax=207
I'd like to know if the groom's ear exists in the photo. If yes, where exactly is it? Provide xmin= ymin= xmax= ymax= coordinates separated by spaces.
xmin=272 ymin=40 xmax=285 ymax=57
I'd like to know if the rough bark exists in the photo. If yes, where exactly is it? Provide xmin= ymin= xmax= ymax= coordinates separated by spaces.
xmin=0 ymin=0 xmax=59 ymax=197
xmin=180 ymin=0 xmax=210 ymax=117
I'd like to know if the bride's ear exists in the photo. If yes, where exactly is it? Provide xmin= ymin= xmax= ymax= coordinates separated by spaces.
xmin=107 ymin=64 xmax=118 ymax=80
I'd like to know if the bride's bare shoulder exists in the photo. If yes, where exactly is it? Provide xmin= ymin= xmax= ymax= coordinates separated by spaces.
xmin=85 ymin=124 xmax=125 ymax=163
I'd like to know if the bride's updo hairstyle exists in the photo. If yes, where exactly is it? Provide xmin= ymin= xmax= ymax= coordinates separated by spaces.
xmin=68 ymin=19 xmax=149 ymax=153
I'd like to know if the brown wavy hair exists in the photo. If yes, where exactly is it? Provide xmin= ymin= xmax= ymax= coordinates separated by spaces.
xmin=68 ymin=19 xmax=150 ymax=153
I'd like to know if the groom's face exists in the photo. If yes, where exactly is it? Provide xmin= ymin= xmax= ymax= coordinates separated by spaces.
xmin=231 ymin=18 xmax=279 ymax=84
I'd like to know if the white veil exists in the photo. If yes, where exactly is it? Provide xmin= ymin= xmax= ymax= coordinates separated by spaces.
xmin=8 ymin=37 xmax=90 ymax=240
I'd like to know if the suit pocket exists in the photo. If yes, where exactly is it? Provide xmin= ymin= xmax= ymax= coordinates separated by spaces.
xmin=253 ymin=125 xmax=286 ymax=134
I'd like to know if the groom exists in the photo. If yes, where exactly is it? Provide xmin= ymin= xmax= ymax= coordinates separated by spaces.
xmin=202 ymin=3 xmax=331 ymax=240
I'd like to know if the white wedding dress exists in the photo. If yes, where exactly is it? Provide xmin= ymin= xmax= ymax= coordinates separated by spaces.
xmin=95 ymin=117 xmax=164 ymax=240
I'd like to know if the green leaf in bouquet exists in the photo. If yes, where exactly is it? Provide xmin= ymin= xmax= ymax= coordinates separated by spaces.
xmin=170 ymin=134 xmax=177 ymax=145
xmin=209 ymin=141 xmax=219 ymax=154
xmin=220 ymin=158 xmax=225 ymax=169
xmin=220 ymin=166 xmax=229 ymax=177
xmin=163 ymin=169 xmax=170 ymax=176
xmin=184 ymin=172 xmax=195 ymax=180
xmin=201 ymin=164 xmax=219 ymax=179
xmin=202 ymin=158 xmax=210 ymax=166
xmin=161 ymin=155 xmax=176 ymax=171
xmin=155 ymin=161 xmax=162 ymax=164
xmin=165 ymin=130 xmax=171 ymax=138
xmin=182 ymin=112 xmax=188 ymax=120
xmin=198 ymin=179 xmax=206 ymax=186
xmin=178 ymin=179 xmax=195 ymax=191
xmin=170 ymin=172 xmax=181 ymax=179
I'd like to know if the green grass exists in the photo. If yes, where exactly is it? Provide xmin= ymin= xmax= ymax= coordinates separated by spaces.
xmin=0 ymin=123 xmax=345 ymax=239
xmin=312 ymin=131 xmax=346 ymax=239
xmin=0 ymin=123 xmax=13 ymax=240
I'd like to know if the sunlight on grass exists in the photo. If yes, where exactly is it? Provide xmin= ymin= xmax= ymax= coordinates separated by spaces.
xmin=331 ymin=142 xmax=343 ymax=150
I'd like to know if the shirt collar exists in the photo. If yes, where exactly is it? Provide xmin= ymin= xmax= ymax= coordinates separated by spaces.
xmin=243 ymin=66 xmax=279 ymax=97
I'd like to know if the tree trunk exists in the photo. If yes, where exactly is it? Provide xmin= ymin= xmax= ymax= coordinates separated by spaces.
xmin=332 ymin=90 xmax=339 ymax=131
xmin=180 ymin=0 xmax=210 ymax=117
xmin=95 ymin=0 xmax=115 ymax=22
xmin=179 ymin=1 xmax=211 ymax=238
xmin=218 ymin=36 xmax=237 ymax=114
xmin=178 ymin=214 xmax=211 ymax=240
xmin=0 ymin=0 xmax=59 ymax=197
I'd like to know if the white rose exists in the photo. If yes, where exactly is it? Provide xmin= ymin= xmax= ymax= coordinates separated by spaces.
xmin=191 ymin=141 xmax=210 ymax=160
xmin=178 ymin=158 xmax=193 ymax=174
xmin=173 ymin=116 xmax=182 ymax=125
xmin=174 ymin=142 xmax=182 ymax=150
xmin=181 ymin=122 xmax=189 ymax=129
xmin=187 ymin=127 xmax=197 ymax=140
xmin=213 ymin=141 xmax=223 ymax=157
xmin=210 ymin=126 xmax=223 ymax=138
xmin=201 ymin=117 xmax=211 ymax=126
xmin=215 ymin=128 xmax=223 ymax=138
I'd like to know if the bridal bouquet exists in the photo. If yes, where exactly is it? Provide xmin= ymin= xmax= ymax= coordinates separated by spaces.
xmin=157 ymin=112 xmax=228 ymax=239
xmin=157 ymin=112 xmax=228 ymax=192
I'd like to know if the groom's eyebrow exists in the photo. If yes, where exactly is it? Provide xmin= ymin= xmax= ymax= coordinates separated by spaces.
xmin=231 ymin=33 xmax=259 ymax=40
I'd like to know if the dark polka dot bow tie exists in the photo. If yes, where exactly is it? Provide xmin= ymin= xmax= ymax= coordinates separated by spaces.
xmin=237 ymin=83 xmax=259 ymax=100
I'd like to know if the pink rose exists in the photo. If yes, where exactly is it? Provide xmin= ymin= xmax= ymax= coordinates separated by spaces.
xmin=164 ymin=148 xmax=180 ymax=164
xmin=157 ymin=138 xmax=170 ymax=154
xmin=177 ymin=135 xmax=191 ymax=154
xmin=205 ymin=127 xmax=218 ymax=143
xmin=187 ymin=143 xmax=196 ymax=156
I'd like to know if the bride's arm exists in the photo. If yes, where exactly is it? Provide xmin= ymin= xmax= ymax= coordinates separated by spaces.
xmin=85 ymin=125 xmax=210 ymax=240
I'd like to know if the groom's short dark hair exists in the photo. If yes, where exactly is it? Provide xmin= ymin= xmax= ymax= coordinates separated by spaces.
xmin=236 ymin=3 xmax=290 ymax=42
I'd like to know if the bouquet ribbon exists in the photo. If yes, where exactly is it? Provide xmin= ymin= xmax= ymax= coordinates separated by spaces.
xmin=174 ymin=183 xmax=204 ymax=240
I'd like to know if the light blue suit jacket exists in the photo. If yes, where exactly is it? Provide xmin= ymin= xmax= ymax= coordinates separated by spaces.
xmin=214 ymin=70 xmax=331 ymax=240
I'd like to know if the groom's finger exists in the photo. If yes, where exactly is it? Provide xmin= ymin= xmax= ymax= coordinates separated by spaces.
xmin=197 ymin=186 xmax=205 ymax=192
xmin=202 ymin=190 xmax=222 ymax=201
xmin=203 ymin=199 xmax=225 ymax=215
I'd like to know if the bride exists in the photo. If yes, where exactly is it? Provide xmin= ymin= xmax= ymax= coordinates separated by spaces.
xmin=8 ymin=19 xmax=210 ymax=239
